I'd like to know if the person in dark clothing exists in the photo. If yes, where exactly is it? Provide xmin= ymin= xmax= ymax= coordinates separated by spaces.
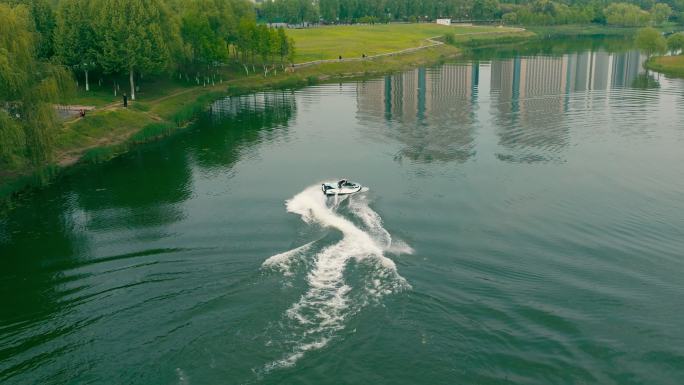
xmin=339 ymin=55 xmax=342 ymax=60
xmin=123 ymin=92 xmax=128 ymax=108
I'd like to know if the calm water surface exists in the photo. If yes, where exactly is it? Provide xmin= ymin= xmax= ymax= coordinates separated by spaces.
xmin=2 ymin=40 xmax=684 ymax=384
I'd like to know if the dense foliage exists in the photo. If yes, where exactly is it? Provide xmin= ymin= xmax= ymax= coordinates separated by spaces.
xmin=667 ymin=31 xmax=684 ymax=52
xmin=635 ymin=26 xmax=667 ymax=55
xmin=0 ymin=3 xmax=72 ymax=167
xmin=0 ymin=0 xmax=294 ymax=170
xmin=259 ymin=0 xmax=683 ymax=26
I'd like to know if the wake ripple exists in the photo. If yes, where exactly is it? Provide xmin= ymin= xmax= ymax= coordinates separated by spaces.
xmin=261 ymin=185 xmax=412 ymax=370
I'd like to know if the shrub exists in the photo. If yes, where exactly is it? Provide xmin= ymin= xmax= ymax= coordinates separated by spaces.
xmin=502 ymin=12 xmax=518 ymax=25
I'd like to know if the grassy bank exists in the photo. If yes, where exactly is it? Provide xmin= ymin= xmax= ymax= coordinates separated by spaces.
xmin=646 ymin=55 xmax=684 ymax=77
xmin=287 ymin=24 xmax=524 ymax=62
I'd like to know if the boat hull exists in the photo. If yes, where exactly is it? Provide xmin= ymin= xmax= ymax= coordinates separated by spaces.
xmin=321 ymin=182 xmax=368 ymax=196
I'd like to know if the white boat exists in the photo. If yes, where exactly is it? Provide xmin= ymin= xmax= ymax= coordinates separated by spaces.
xmin=321 ymin=180 xmax=368 ymax=196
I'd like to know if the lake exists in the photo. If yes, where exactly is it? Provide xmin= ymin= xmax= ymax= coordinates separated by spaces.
xmin=2 ymin=38 xmax=684 ymax=385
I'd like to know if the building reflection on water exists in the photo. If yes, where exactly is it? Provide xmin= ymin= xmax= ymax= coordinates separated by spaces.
xmin=357 ymin=64 xmax=479 ymax=163
xmin=357 ymin=49 xmax=650 ymax=164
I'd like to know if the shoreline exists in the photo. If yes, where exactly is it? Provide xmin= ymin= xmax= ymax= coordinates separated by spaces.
xmin=1 ymin=43 xmax=462 ymax=202
xmin=2 ymin=23 xmax=677 ymax=203
xmin=645 ymin=55 xmax=684 ymax=78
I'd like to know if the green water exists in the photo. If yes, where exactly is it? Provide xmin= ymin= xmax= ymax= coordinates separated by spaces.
xmin=2 ymin=39 xmax=684 ymax=385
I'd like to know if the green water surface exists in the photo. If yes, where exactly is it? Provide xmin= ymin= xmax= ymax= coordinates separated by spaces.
xmin=1 ymin=39 xmax=684 ymax=385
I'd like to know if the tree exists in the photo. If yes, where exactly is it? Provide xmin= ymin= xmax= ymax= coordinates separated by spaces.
xmin=96 ymin=0 xmax=174 ymax=101
xmin=181 ymin=2 xmax=229 ymax=67
xmin=277 ymin=27 xmax=290 ymax=64
xmin=257 ymin=24 xmax=272 ymax=72
xmin=502 ymin=12 xmax=518 ymax=24
xmin=54 ymin=0 xmax=98 ymax=91
xmin=269 ymin=28 xmax=280 ymax=65
xmin=236 ymin=17 xmax=258 ymax=71
xmin=287 ymin=37 xmax=296 ymax=64
xmin=0 ymin=3 xmax=73 ymax=166
xmin=651 ymin=3 xmax=672 ymax=24
xmin=6 ymin=0 xmax=56 ymax=59
xmin=635 ymin=27 xmax=667 ymax=58
xmin=471 ymin=0 xmax=501 ymax=20
xmin=604 ymin=3 xmax=651 ymax=26
xmin=667 ymin=32 xmax=684 ymax=54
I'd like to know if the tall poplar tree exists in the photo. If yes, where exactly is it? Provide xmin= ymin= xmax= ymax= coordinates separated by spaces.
xmin=54 ymin=0 xmax=98 ymax=91
xmin=96 ymin=0 xmax=173 ymax=100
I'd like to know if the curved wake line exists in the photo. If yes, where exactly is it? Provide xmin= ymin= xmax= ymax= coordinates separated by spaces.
xmin=261 ymin=185 xmax=412 ymax=370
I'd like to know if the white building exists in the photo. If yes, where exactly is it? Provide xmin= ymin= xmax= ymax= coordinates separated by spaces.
xmin=436 ymin=19 xmax=451 ymax=26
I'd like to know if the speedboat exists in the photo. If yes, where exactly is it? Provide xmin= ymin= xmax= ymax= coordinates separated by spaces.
xmin=321 ymin=179 xmax=368 ymax=196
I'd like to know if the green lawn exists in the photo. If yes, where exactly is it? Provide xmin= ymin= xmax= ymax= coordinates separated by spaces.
xmin=288 ymin=23 xmax=522 ymax=62
xmin=55 ymin=109 xmax=155 ymax=153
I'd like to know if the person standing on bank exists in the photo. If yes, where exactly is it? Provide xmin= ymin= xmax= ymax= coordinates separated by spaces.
xmin=123 ymin=92 xmax=128 ymax=108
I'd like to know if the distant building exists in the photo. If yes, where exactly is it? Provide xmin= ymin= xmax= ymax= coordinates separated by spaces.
xmin=436 ymin=19 xmax=451 ymax=26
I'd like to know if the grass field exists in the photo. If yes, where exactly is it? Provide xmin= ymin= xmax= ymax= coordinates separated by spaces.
xmin=288 ymin=23 xmax=523 ymax=62
xmin=647 ymin=55 xmax=684 ymax=77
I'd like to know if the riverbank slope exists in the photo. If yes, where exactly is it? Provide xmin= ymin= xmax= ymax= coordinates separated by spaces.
xmin=646 ymin=55 xmax=684 ymax=77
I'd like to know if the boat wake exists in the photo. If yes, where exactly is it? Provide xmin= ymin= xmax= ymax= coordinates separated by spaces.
xmin=261 ymin=185 xmax=412 ymax=370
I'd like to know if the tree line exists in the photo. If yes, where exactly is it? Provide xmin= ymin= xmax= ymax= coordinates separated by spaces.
xmin=53 ymin=0 xmax=295 ymax=100
xmin=259 ymin=0 xmax=684 ymax=26
xmin=636 ymin=27 xmax=684 ymax=55
xmin=0 ymin=0 xmax=294 ymax=169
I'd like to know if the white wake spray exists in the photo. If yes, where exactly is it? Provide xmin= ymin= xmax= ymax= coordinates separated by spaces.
xmin=261 ymin=185 xmax=412 ymax=370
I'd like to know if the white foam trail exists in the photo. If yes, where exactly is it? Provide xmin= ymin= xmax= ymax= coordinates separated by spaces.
xmin=175 ymin=368 xmax=189 ymax=385
xmin=262 ymin=185 xmax=411 ymax=370
xmin=262 ymin=241 xmax=315 ymax=276
xmin=348 ymin=194 xmax=414 ymax=255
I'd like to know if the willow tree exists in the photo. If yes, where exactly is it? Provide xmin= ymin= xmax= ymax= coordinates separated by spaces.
xmin=667 ymin=32 xmax=684 ymax=55
xmin=54 ymin=0 xmax=98 ymax=91
xmin=96 ymin=0 xmax=173 ymax=100
xmin=3 ymin=0 xmax=56 ymax=59
xmin=635 ymin=27 xmax=667 ymax=58
xmin=0 ymin=3 xmax=72 ymax=167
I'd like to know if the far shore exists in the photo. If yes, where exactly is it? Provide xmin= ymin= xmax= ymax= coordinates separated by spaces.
xmin=0 ymin=23 xmax=674 ymax=202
